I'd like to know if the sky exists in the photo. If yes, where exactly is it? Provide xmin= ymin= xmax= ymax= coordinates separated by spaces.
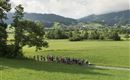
xmin=10 ymin=0 xmax=129 ymax=19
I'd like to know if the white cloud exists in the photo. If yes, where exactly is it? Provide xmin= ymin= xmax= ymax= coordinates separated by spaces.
xmin=10 ymin=0 xmax=129 ymax=19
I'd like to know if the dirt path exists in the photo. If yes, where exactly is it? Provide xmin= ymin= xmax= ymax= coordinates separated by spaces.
xmin=93 ymin=65 xmax=130 ymax=71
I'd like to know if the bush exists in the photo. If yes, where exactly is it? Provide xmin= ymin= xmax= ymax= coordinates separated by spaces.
xmin=99 ymin=34 xmax=105 ymax=40
xmin=69 ymin=36 xmax=83 ymax=41
xmin=109 ymin=32 xmax=121 ymax=41
xmin=124 ymin=34 xmax=129 ymax=38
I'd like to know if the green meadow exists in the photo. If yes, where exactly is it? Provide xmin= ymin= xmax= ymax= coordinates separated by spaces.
xmin=24 ymin=40 xmax=130 ymax=67
xmin=0 ymin=58 xmax=130 ymax=80
xmin=1 ymin=40 xmax=130 ymax=80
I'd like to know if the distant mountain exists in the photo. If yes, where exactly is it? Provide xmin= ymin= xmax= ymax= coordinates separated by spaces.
xmin=79 ymin=10 xmax=130 ymax=25
xmin=6 ymin=13 xmax=77 ymax=27
xmin=6 ymin=10 xmax=130 ymax=27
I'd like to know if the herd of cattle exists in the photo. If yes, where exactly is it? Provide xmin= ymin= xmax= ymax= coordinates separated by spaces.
xmin=33 ymin=55 xmax=91 ymax=65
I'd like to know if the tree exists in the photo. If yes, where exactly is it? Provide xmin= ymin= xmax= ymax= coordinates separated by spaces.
xmin=11 ymin=5 xmax=48 ymax=57
xmin=46 ymin=22 xmax=68 ymax=39
xmin=109 ymin=31 xmax=121 ymax=41
xmin=18 ymin=20 xmax=48 ymax=51
xmin=88 ymin=30 xmax=100 ymax=40
xmin=69 ymin=29 xmax=83 ymax=41
xmin=83 ymin=30 xmax=88 ymax=39
xmin=124 ymin=33 xmax=129 ymax=40
xmin=99 ymin=33 xmax=105 ymax=40
xmin=68 ymin=31 xmax=73 ymax=37
xmin=12 ymin=4 xmax=24 ymax=57
xmin=0 ymin=0 xmax=11 ymax=56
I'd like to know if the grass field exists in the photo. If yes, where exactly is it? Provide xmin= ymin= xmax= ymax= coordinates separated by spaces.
xmin=24 ymin=40 xmax=130 ymax=67
xmin=1 ymin=58 xmax=130 ymax=80
xmin=1 ymin=40 xmax=130 ymax=80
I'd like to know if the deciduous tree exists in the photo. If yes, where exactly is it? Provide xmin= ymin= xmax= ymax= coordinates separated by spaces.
xmin=11 ymin=5 xmax=48 ymax=57
xmin=0 ymin=0 xmax=11 ymax=56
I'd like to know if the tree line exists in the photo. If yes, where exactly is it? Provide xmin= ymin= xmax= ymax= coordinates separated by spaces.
xmin=46 ymin=22 xmax=130 ymax=41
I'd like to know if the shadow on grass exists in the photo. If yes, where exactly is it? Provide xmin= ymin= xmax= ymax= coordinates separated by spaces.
xmin=0 ymin=58 xmax=112 ymax=76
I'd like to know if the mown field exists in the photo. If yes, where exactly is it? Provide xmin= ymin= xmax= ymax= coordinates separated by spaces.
xmin=24 ymin=40 xmax=130 ymax=67
xmin=0 ymin=58 xmax=130 ymax=80
xmin=1 ymin=40 xmax=130 ymax=80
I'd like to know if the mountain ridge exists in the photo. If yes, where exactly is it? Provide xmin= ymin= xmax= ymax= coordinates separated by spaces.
xmin=5 ymin=10 xmax=130 ymax=27
xmin=6 ymin=13 xmax=78 ymax=27
xmin=79 ymin=10 xmax=130 ymax=25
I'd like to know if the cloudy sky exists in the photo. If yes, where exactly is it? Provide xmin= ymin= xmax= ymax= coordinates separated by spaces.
xmin=10 ymin=0 xmax=129 ymax=19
